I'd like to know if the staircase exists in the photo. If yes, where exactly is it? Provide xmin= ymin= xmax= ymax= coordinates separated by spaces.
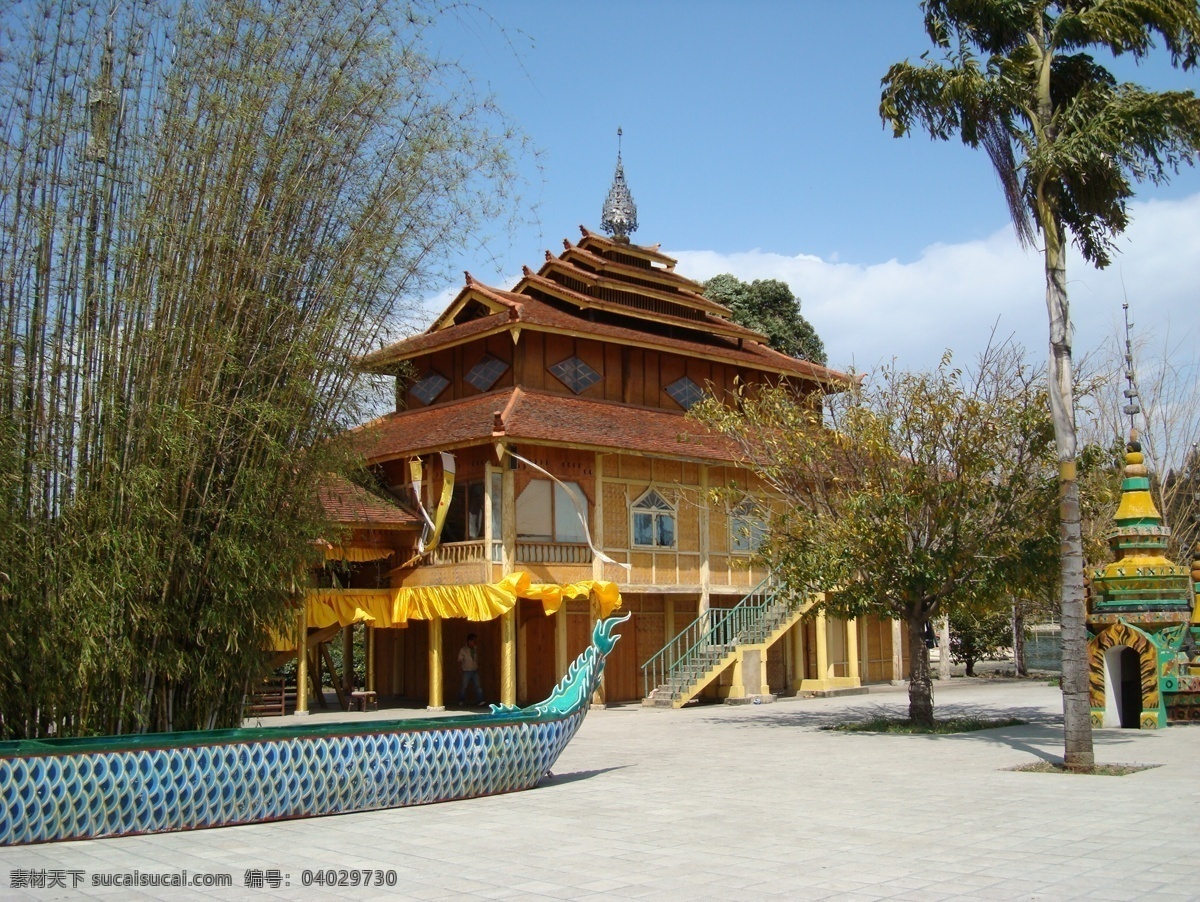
xmin=640 ymin=579 xmax=811 ymax=708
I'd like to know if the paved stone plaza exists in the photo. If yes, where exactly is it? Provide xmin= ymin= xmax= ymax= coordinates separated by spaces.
xmin=4 ymin=679 xmax=1198 ymax=900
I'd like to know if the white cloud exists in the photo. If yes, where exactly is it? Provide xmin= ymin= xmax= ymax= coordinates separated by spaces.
xmin=670 ymin=192 xmax=1200 ymax=376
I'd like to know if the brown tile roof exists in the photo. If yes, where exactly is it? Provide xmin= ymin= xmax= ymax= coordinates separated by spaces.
xmin=317 ymin=474 xmax=422 ymax=529
xmin=557 ymin=242 xmax=731 ymax=315
xmin=352 ymin=388 xmax=740 ymax=463
xmin=359 ymin=285 xmax=847 ymax=386
xmin=518 ymin=267 xmax=765 ymax=343
xmin=577 ymin=226 xmax=678 ymax=266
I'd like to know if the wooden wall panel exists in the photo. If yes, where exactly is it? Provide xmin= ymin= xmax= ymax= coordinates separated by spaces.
xmin=604 ymin=613 xmax=639 ymax=702
xmin=653 ymin=459 xmax=682 ymax=485
xmin=767 ymin=641 xmax=787 ymax=694
xmin=677 ymin=555 xmax=701 ymax=585
xmin=677 ymin=490 xmax=700 ymax=552
xmin=653 ymin=553 xmax=676 ymax=584
xmin=709 ymin=555 xmax=729 ymax=585
xmin=636 ymin=613 xmax=665 ymax=674
xmin=630 ymin=552 xmax=654 ymax=584
xmin=618 ymin=455 xmax=651 ymax=481
xmin=604 ymin=343 xmax=622 ymax=401
xmin=603 ymin=482 xmax=629 ymax=548
xmin=519 ymin=600 xmax=556 ymax=706
xmin=642 ymin=350 xmax=661 ymax=403
xmin=623 ymin=348 xmax=640 ymax=405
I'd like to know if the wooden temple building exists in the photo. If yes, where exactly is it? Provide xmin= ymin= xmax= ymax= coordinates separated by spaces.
xmin=279 ymin=151 xmax=911 ymax=715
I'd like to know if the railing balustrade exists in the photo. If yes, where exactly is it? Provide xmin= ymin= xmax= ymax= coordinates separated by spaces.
xmin=640 ymin=579 xmax=804 ymax=701
xmin=427 ymin=540 xmax=487 ymax=565
xmin=515 ymin=541 xmax=590 ymax=564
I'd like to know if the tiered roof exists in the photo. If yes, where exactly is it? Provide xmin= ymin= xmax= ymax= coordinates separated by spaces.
xmin=360 ymin=228 xmax=847 ymax=386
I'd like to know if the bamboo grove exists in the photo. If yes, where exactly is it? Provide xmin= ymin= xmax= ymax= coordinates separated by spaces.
xmin=0 ymin=0 xmax=523 ymax=738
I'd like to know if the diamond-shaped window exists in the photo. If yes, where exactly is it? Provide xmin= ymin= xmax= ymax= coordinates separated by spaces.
xmin=465 ymin=354 xmax=509 ymax=392
xmin=665 ymin=376 xmax=705 ymax=410
xmin=410 ymin=371 xmax=449 ymax=406
xmin=548 ymin=356 xmax=601 ymax=394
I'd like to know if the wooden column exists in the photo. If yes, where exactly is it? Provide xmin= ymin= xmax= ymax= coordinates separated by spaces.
xmin=342 ymin=626 xmax=354 ymax=694
xmin=815 ymin=610 xmax=830 ymax=681
xmin=590 ymin=453 xmax=607 ymax=708
xmin=427 ymin=616 xmax=444 ymax=711
xmin=891 ymin=619 xmax=905 ymax=683
xmin=699 ymin=465 xmax=711 ymax=616
xmin=555 ymin=605 xmax=568 ymax=679
xmin=846 ymin=617 xmax=861 ymax=687
xmin=517 ymin=605 xmax=529 ymax=704
xmin=592 ymin=453 xmax=605 ymax=581
xmin=501 ymin=609 xmax=517 ymax=706
xmin=367 ymin=625 xmax=376 ymax=692
xmin=295 ymin=608 xmax=309 ymax=715
xmin=501 ymin=460 xmax=516 ymax=577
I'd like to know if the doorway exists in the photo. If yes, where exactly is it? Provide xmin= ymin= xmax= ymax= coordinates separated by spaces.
xmin=1103 ymin=645 xmax=1143 ymax=728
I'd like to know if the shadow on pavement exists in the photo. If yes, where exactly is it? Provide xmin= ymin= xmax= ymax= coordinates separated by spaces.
xmin=700 ymin=700 xmax=1153 ymax=763
xmin=539 ymin=765 xmax=631 ymax=788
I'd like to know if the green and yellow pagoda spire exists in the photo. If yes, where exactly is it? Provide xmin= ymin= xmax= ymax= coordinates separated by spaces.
xmin=1089 ymin=435 xmax=1193 ymax=616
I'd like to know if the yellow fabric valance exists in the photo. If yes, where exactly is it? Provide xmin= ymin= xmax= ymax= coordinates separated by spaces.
xmin=323 ymin=545 xmax=394 ymax=563
xmin=274 ymin=573 xmax=623 ymax=649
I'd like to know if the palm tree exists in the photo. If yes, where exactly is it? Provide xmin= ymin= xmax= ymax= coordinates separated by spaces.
xmin=881 ymin=0 xmax=1200 ymax=768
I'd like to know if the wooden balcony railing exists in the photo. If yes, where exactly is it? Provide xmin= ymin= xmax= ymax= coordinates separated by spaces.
xmin=427 ymin=541 xmax=487 ymax=565
xmin=516 ymin=541 xmax=590 ymax=564
xmin=426 ymin=540 xmax=592 ymax=567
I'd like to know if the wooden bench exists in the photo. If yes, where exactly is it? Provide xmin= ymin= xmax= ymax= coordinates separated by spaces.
xmin=246 ymin=680 xmax=287 ymax=718
xmin=350 ymin=690 xmax=377 ymax=712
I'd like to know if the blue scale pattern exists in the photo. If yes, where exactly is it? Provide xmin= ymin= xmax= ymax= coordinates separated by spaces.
xmin=0 ymin=712 xmax=584 ymax=845
xmin=1 ymin=612 xmax=629 ymax=845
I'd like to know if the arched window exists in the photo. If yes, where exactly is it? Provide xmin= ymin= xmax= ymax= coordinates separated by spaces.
xmin=730 ymin=496 xmax=766 ymax=554
xmin=632 ymin=488 xmax=676 ymax=548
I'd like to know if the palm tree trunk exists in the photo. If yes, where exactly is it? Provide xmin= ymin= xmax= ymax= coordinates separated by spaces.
xmin=907 ymin=613 xmax=934 ymax=727
xmin=1043 ymin=219 xmax=1095 ymax=768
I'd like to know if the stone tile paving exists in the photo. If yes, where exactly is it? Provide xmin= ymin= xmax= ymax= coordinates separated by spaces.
xmin=3 ymin=679 xmax=1199 ymax=900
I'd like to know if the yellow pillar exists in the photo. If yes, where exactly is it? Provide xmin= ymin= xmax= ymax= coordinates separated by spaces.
xmin=501 ymin=464 xmax=516 ymax=577
xmin=428 ymin=616 xmax=444 ymax=711
xmin=555 ymin=604 xmax=568 ymax=679
xmin=846 ymin=617 xmax=862 ymax=687
xmin=295 ymin=607 xmax=309 ymax=716
xmin=791 ymin=621 xmax=806 ymax=691
xmin=501 ymin=609 xmax=517 ymax=706
xmin=592 ymin=453 xmax=605 ymax=582
xmin=816 ymin=609 xmax=830 ymax=681
xmin=367 ymin=625 xmax=376 ymax=693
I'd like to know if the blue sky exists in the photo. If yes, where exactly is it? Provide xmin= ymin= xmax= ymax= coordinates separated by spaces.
xmin=427 ymin=2 xmax=1200 ymax=380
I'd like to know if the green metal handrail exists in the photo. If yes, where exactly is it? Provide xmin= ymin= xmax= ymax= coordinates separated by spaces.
xmin=640 ymin=579 xmax=801 ymax=700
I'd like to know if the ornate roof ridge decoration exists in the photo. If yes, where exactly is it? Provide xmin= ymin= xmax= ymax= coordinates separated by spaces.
xmin=600 ymin=127 xmax=637 ymax=242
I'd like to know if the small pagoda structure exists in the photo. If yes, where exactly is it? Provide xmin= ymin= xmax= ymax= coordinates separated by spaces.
xmin=1087 ymin=431 xmax=1200 ymax=727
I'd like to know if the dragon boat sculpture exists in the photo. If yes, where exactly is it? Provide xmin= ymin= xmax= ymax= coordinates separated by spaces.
xmin=0 ymin=613 xmax=629 ymax=845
